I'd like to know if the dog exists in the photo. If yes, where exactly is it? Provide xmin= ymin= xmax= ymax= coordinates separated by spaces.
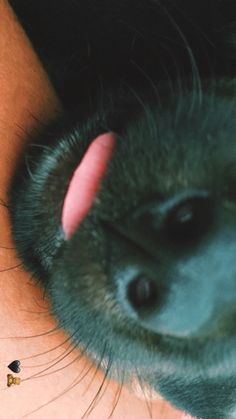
xmin=8 ymin=1 xmax=236 ymax=417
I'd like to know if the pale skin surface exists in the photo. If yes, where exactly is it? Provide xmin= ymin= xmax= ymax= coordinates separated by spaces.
xmin=0 ymin=1 xmax=190 ymax=418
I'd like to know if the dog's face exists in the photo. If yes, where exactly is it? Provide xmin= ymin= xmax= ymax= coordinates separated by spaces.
xmin=9 ymin=1 xmax=236 ymax=417
xmin=10 ymin=82 xmax=236 ymax=417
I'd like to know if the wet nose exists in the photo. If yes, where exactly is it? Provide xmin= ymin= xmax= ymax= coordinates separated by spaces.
xmin=111 ymin=190 xmax=216 ymax=337
xmin=130 ymin=189 xmax=212 ymax=243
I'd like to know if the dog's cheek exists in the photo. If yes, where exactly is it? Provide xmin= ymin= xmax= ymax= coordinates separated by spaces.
xmin=47 ymin=222 xmax=121 ymax=321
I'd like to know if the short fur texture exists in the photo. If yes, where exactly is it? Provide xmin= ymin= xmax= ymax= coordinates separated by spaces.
xmin=9 ymin=1 xmax=236 ymax=417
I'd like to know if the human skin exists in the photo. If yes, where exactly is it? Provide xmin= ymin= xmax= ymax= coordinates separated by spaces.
xmin=0 ymin=1 xmax=188 ymax=417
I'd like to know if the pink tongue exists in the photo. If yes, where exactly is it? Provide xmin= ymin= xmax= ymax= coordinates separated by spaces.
xmin=62 ymin=132 xmax=116 ymax=240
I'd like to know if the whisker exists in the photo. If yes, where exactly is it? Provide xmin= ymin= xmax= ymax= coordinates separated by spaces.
xmin=107 ymin=379 xmax=124 ymax=419
xmin=160 ymin=4 xmax=202 ymax=111
xmin=0 ymin=197 xmax=9 ymax=209
xmin=130 ymin=59 xmax=162 ymax=108
xmin=8 ymin=337 xmax=72 ymax=365
xmin=121 ymin=80 xmax=157 ymax=142
xmin=80 ymin=342 xmax=113 ymax=419
xmin=29 ymin=143 xmax=51 ymax=152
xmin=21 ymin=342 xmax=96 ymax=418
xmin=136 ymin=372 xmax=153 ymax=419
xmin=0 ymin=262 xmax=22 ymax=273
xmin=23 ymin=343 xmax=79 ymax=380
xmin=0 ymin=244 xmax=14 ymax=249
xmin=24 ymin=154 xmax=37 ymax=182
xmin=0 ymin=325 xmax=61 ymax=340
xmin=22 ymin=342 xmax=73 ymax=368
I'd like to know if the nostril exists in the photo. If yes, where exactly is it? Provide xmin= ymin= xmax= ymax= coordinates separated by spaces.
xmin=127 ymin=274 xmax=158 ymax=311
xmin=172 ymin=203 xmax=195 ymax=224
xmin=129 ymin=190 xmax=212 ymax=245
xmin=166 ymin=200 xmax=198 ymax=235
xmin=165 ymin=195 xmax=212 ymax=241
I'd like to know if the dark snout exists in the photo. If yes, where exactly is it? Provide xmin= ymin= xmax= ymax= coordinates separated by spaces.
xmin=103 ymin=189 xmax=236 ymax=338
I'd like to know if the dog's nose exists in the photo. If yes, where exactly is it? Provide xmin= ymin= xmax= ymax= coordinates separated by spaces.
xmin=127 ymin=273 xmax=158 ymax=311
xmin=130 ymin=189 xmax=212 ymax=244
xmin=109 ymin=189 xmax=234 ymax=338
xmin=120 ymin=264 xmax=216 ymax=337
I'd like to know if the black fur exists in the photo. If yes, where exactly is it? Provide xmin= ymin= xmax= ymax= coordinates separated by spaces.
xmin=8 ymin=1 xmax=236 ymax=417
